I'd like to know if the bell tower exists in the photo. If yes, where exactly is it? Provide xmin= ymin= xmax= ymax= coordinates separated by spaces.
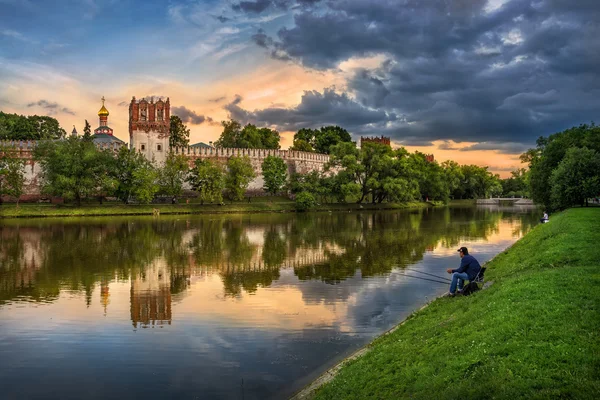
xmin=129 ymin=96 xmax=171 ymax=163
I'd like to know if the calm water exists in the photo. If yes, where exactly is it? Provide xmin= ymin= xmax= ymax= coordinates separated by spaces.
xmin=0 ymin=206 xmax=538 ymax=400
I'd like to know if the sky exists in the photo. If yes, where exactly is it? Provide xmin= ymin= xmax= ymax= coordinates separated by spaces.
xmin=1 ymin=0 xmax=598 ymax=177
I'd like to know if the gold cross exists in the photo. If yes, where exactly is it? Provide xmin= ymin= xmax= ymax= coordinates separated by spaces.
xmin=101 ymin=96 xmax=105 ymax=105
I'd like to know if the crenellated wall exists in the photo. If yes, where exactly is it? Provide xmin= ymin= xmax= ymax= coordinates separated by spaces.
xmin=0 ymin=141 xmax=330 ymax=198
xmin=172 ymin=147 xmax=330 ymax=192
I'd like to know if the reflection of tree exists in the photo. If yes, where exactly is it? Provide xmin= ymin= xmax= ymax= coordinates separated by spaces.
xmin=0 ymin=207 xmax=539 ymax=305
xmin=262 ymin=227 xmax=286 ymax=268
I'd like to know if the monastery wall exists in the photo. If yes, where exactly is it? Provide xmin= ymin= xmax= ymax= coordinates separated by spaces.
xmin=171 ymin=147 xmax=330 ymax=192
xmin=1 ymin=141 xmax=330 ymax=199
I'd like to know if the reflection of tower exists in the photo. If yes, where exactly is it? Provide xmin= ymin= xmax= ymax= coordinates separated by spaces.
xmin=100 ymin=280 xmax=110 ymax=316
xmin=130 ymin=263 xmax=172 ymax=328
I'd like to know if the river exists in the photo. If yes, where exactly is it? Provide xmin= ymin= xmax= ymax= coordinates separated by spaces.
xmin=0 ymin=205 xmax=538 ymax=400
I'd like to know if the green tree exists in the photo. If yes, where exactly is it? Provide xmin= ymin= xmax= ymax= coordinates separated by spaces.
xmin=34 ymin=137 xmax=107 ymax=206
xmin=442 ymin=160 xmax=464 ymax=199
xmin=525 ymin=123 xmax=600 ymax=208
xmin=132 ymin=161 xmax=159 ymax=204
xmin=295 ymin=191 xmax=317 ymax=211
xmin=215 ymin=120 xmax=280 ymax=149
xmin=83 ymin=120 xmax=92 ymax=142
xmin=550 ymin=147 xmax=600 ymax=209
xmin=187 ymin=159 xmax=225 ymax=204
xmin=261 ymin=156 xmax=287 ymax=195
xmin=158 ymin=153 xmax=189 ymax=198
xmin=0 ymin=147 xmax=26 ymax=206
xmin=169 ymin=115 xmax=190 ymax=148
xmin=0 ymin=112 xmax=66 ymax=140
xmin=112 ymin=147 xmax=158 ymax=204
xmin=289 ymin=126 xmax=352 ymax=154
xmin=225 ymin=156 xmax=256 ymax=201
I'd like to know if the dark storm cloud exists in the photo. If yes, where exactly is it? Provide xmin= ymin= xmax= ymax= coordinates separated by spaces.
xmin=172 ymin=106 xmax=213 ymax=125
xmin=459 ymin=142 xmax=530 ymax=154
xmin=249 ymin=0 xmax=600 ymax=152
xmin=224 ymin=88 xmax=396 ymax=133
xmin=232 ymin=0 xmax=273 ymax=14
xmin=27 ymin=100 xmax=75 ymax=115
xmin=232 ymin=0 xmax=321 ymax=14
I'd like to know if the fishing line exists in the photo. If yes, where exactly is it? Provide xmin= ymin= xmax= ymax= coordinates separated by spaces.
xmin=397 ymin=272 xmax=451 ymax=285
xmin=403 ymin=268 xmax=451 ymax=282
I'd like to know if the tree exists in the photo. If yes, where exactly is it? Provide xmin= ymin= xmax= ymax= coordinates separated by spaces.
xmin=83 ymin=120 xmax=92 ymax=142
xmin=442 ymin=160 xmax=464 ymax=199
xmin=215 ymin=120 xmax=280 ymax=149
xmin=34 ymin=137 xmax=107 ymax=206
xmin=0 ymin=112 xmax=66 ymax=140
xmin=525 ymin=123 xmax=600 ymax=209
xmin=158 ymin=153 xmax=189 ymax=198
xmin=169 ymin=115 xmax=190 ymax=148
xmin=0 ymin=147 xmax=26 ymax=206
xmin=225 ymin=156 xmax=256 ymax=201
xmin=187 ymin=159 xmax=225 ymax=204
xmin=289 ymin=126 xmax=352 ymax=154
xmin=550 ymin=147 xmax=600 ymax=209
xmin=112 ymin=147 xmax=158 ymax=204
xmin=261 ymin=156 xmax=287 ymax=195
xmin=131 ymin=161 xmax=159 ymax=204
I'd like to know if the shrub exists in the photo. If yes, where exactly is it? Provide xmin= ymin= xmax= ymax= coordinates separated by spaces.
xmin=295 ymin=191 xmax=317 ymax=211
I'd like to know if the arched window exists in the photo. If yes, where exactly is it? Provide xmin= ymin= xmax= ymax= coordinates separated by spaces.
xmin=157 ymin=144 xmax=162 ymax=151
xmin=141 ymin=144 xmax=146 ymax=151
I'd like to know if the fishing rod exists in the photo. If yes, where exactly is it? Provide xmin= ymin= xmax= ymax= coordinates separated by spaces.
xmin=403 ymin=268 xmax=451 ymax=282
xmin=397 ymin=272 xmax=451 ymax=285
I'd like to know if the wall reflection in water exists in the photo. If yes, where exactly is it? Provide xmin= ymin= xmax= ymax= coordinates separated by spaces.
xmin=0 ymin=207 xmax=538 ymax=329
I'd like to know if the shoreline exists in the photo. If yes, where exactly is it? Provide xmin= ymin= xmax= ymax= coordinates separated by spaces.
xmin=0 ymin=200 xmax=445 ymax=219
xmin=295 ymin=208 xmax=600 ymax=400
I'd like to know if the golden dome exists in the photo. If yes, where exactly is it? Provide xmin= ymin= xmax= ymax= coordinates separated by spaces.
xmin=98 ymin=96 xmax=109 ymax=117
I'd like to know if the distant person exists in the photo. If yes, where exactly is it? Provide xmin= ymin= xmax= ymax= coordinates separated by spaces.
xmin=540 ymin=211 xmax=549 ymax=223
xmin=446 ymin=247 xmax=481 ymax=297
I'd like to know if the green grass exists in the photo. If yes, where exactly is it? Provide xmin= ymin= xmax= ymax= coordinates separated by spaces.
xmin=313 ymin=208 xmax=600 ymax=400
xmin=0 ymin=199 xmax=433 ymax=219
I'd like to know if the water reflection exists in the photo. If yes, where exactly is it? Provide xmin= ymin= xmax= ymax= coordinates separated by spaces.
xmin=0 ymin=207 xmax=538 ymax=399
xmin=0 ymin=207 xmax=536 ymax=307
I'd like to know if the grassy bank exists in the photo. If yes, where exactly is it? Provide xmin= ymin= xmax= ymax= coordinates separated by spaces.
xmin=0 ymin=199 xmax=435 ymax=219
xmin=311 ymin=208 xmax=600 ymax=399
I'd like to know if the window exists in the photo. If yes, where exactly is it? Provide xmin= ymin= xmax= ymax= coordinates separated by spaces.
xmin=157 ymin=144 xmax=162 ymax=151
xmin=141 ymin=144 xmax=146 ymax=151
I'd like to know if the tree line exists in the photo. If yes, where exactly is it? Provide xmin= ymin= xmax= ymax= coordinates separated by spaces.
xmin=521 ymin=123 xmax=600 ymax=210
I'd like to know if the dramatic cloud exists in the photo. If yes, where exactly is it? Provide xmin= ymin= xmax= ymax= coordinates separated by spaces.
xmin=459 ymin=142 xmax=531 ymax=154
xmin=172 ymin=106 xmax=214 ymax=125
xmin=249 ymin=0 xmax=600 ymax=151
xmin=27 ymin=100 xmax=75 ymax=115
xmin=224 ymin=88 xmax=396 ymax=133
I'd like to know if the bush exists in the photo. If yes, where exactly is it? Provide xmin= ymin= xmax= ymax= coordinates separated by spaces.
xmin=295 ymin=191 xmax=317 ymax=211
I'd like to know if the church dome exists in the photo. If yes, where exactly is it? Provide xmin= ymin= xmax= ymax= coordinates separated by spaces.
xmin=98 ymin=96 xmax=109 ymax=117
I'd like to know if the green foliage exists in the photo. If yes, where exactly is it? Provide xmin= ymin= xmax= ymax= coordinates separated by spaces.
xmin=261 ymin=155 xmax=288 ymax=195
xmin=215 ymin=120 xmax=280 ymax=149
xmin=112 ymin=147 xmax=158 ymax=204
xmin=501 ymin=168 xmax=530 ymax=198
xmin=295 ymin=191 xmax=317 ymax=211
xmin=315 ymin=208 xmax=600 ymax=400
xmin=169 ymin=115 xmax=190 ymax=148
xmin=525 ymin=123 xmax=600 ymax=209
xmin=187 ymin=158 xmax=225 ymax=204
xmin=225 ymin=156 xmax=256 ymax=201
xmin=290 ymin=126 xmax=352 ymax=154
xmin=0 ymin=147 xmax=26 ymax=204
xmin=0 ymin=112 xmax=66 ymax=140
xmin=34 ymin=137 xmax=113 ymax=205
xmin=452 ymin=164 xmax=502 ymax=199
xmin=550 ymin=147 xmax=600 ymax=209
xmin=158 ymin=153 xmax=189 ymax=197
xmin=131 ymin=161 xmax=159 ymax=204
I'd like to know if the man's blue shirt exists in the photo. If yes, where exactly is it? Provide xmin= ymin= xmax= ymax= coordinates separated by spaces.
xmin=452 ymin=254 xmax=481 ymax=280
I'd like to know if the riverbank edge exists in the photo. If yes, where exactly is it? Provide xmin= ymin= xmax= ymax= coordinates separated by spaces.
xmin=289 ymin=259 xmax=497 ymax=400
xmin=292 ymin=208 xmax=599 ymax=400
xmin=0 ymin=200 xmax=443 ymax=219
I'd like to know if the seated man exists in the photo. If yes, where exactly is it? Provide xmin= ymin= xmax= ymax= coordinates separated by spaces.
xmin=446 ymin=247 xmax=481 ymax=296
xmin=540 ymin=211 xmax=549 ymax=223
